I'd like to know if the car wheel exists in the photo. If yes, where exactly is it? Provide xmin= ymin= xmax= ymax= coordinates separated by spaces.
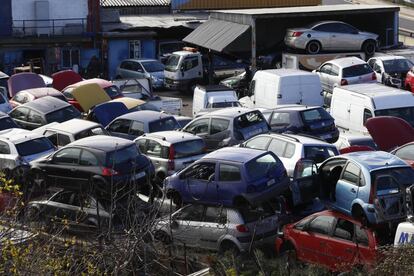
xmin=154 ymin=230 xmax=171 ymax=244
xmin=362 ymin=40 xmax=376 ymax=56
xmin=306 ymin=41 xmax=321 ymax=54
xmin=219 ymin=241 xmax=240 ymax=256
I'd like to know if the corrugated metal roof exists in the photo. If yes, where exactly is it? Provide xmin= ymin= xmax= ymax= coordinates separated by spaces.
xmin=101 ymin=0 xmax=170 ymax=7
xmin=183 ymin=19 xmax=249 ymax=52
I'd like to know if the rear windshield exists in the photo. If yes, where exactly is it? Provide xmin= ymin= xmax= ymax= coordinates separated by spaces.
xmin=0 ymin=117 xmax=17 ymax=131
xmin=300 ymin=108 xmax=332 ymax=123
xmin=149 ymin=117 xmax=180 ymax=133
xmin=342 ymin=64 xmax=373 ymax=78
xmin=107 ymin=144 xmax=139 ymax=166
xmin=304 ymin=146 xmax=338 ymax=163
xmin=371 ymin=167 xmax=414 ymax=190
xmin=246 ymin=153 xmax=278 ymax=181
xmin=142 ymin=61 xmax=164 ymax=73
xmin=209 ymin=102 xmax=241 ymax=109
xmin=235 ymin=111 xmax=266 ymax=129
xmin=349 ymin=139 xmax=378 ymax=150
xmin=16 ymin=137 xmax=54 ymax=156
xmin=375 ymin=107 xmax=414 ymax=127
xmin=104 ymin=86 xmax=122 ymax=98
xmin=173 ymin=139 xmax=205 ymax=158
xmin=45 ymin=106 xmax=81 ymax=123
xmin=74 ymin=127 xmax=108 ymax=140
xmin=383 ymin=59 xmax=413 ymax=73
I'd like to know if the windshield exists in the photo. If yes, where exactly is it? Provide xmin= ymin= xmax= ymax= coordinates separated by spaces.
xmin=375 ymin=107 xmax=414 ymax=127
xmin=235 ymin=111 xmax=267 ymax=129
xmin=142 ymin=61 xmax=164 ymax=73
xmin=0 ymin=117 xmax=17 ymax=131
xmin=343 ymin=64 xmax=373 ymax=78
xmin=209 ymin=102 xmax=241 ymax=109
xmin=371 ymin=167 xmax=414 ymax=191
xmin=165 ymin=54 xmax=181 ymax=72
xmin=45 ymin=106 xmax=81 ymax=123
xmin=304 ymin=146 xmax=338 ymax=163
xmin=246 ymin=153 xmax=278 ymax=181
xmin=16 ymin=137 xmax=54 ymax=156
xmin=107 ymin=144 xmax=139 ymax=167
xmin=149 ymin=117 xmax=180 ymax=133
xmin=173 ymin=139 xmax=205 ymax=158
xmin=300 ymin=108 xmax=332 ymax=123
xmin=383 ymin=59 xmax=413 ymax=73
xmin=104 ymin=85 xmax=122 ymax=98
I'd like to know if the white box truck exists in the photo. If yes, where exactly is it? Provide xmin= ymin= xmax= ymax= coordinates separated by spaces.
xmin=239 ymin=69 xmax=323 ymax=109
xmin=330 ymin=83 xmax=414 ymax=135
xmin=192 ymin=85 xmax=240 ymax=117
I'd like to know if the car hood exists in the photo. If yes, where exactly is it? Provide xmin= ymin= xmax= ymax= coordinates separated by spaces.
xmin=7 ymin=72 xmax=45 ymax=98
xmin=52 ymin=70 xmax=83 ymax=91
xmin=72 ymin=83 xmax=111 ymax=111
xmin=91 ymin=102 xmax=129 ymax=126
xmin=366 ymin=116 xmax=414 ymax=152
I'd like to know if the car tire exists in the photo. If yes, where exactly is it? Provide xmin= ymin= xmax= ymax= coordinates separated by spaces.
xmin=219 ymin=241 xmax=240 ymax=256
xmin=306 ymin=41 xmax=321 ymax=55
xmin=362 ymin=40 xmax=376 ymax=56
xmin=154 ymin=230 xmax=171 ymax=244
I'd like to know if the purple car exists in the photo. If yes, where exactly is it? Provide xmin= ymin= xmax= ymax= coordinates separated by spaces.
xmin=165 ymin=147 xmax=289 ymax=207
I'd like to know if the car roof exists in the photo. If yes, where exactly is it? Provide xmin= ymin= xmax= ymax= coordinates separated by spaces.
xmin=21 ymin=96 xmax=70 ymax=114
xmin=16 ymin=87 xmax=62 ymax=98
xmin=117 ymin=110 xmax=174 ymax=123
xmin=258 ymin=69 xmax=316 ymax=77
xmin=140 ymin=131 xmax=202 ymax=144
xmin=69 ymin=135 xmax=133 ymax=151
xmin=201 ymin=107 xmax=256 ymax=118
xmin=327 ymin=57 xmax=366 ymax=67
xmin=0 ymin=128 xmax=44 ymax=144
xmin=203 ymin=147 xmax=266 ymax=163
xmin=341 ymin=151 xmax=408 ymax=171
xmin=371 ymin=55 xmax=406 ymax=61
xmin=254 ymin=133 xmax=333 ymax=146
xmin=45 ymin=119 xmax=101 ymax=134
xmin=270 ymin=105 xmax=319 ymax=111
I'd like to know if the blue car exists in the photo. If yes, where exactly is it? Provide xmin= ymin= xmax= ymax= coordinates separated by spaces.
xmin=165 ymin=147 xmax=289 ymax=207
xmin=293 ymin=151 xmax=414 ymax=225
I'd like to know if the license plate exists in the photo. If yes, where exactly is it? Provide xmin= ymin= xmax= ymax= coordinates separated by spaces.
xmin=267 ymin=179 xmax=275 ymax=186
xmin=134 ymin=171 xmax=146 ymax=180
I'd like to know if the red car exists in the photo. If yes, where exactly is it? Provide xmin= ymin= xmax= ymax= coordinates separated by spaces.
xmin=61 ymin=78 xmax=123 ymax=112
xmin=405 ymin=67 xmax=414 ymax=92
xmin=276 ymin=210 xmax=380 ymax=272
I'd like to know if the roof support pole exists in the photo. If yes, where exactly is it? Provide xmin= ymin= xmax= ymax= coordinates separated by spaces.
xmin=251 ymin=17 xmax=257 ymax=73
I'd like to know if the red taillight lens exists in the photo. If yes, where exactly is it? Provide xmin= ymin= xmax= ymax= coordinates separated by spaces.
xmin=372 ymin=73 xmax=377 ymax=80
xmin=340 ymin=79 xmax=348 ymax=86
xmin=236 ymin=224 xmax=249 ymax=233
xmin=168 ymin=146 xmax=175 ymax=171
xmin=102 ymin=167 xmax=119 ymax=176
xmin=292 ymin=31 xmax=303 ymax=37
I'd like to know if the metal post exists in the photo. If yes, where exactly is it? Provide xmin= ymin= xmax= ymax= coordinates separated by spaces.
xmin=251 ymin=17 xmax=257 ymax=74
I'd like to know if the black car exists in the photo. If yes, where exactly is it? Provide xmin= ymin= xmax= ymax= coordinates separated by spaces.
xmin=9 ymin=96 xmax=81 ymax=130
xmin=0 ymin=112 xmax=19 ymax=131
xmin=29 ymin=135 xmax=154 ymax=198
xmin=261 ymin=105 xmax=339 ymax=143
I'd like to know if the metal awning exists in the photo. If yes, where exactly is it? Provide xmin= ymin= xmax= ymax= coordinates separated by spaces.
xmin=183 ymin=18 xmax=250 ymax=52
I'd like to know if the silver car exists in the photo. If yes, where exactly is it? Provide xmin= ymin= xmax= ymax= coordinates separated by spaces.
xmin=153 ymin=204 xmax=280 ymax=253
xmin=116 ymin=59 xmax=165 ymax=89
xmin=285 ymin=21 xmax=378 ymax=55
xmin=135 ymin=131 xmax=206 ymax=183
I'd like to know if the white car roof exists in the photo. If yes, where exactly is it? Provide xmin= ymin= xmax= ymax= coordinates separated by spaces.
xmin=328 ymin=56 xmax=366 ymax=68
xmin=0 ymin=128 xmax=45 ymax=144
xmin=45 ymin=119 xmax=101 ymax=134
xmin=371 ymin=55 xmax=406 ymax=61
xmin=257 ymin=69 xmax=315 ymax=77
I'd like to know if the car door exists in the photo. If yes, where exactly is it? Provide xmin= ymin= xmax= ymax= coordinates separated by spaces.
xmin=335 ymin=162 xmax=362 ymax=214
xmin=332 ymin=23 xmax=360 ymax=51
xmin=199 ymin=206 xmax=228 ymax=250
xmin=182 ymin=162 xmax=216 ymax=202
xmin=290 ymin=160 xmax=319 ymax=205
xmin=78 ymin=149 xmax=101 ymax=188
xmin=181 ymin=56 xmax=202 ymax=81
xmin=217 ymin=163 xmax=243 ymax=205
xmin=47 ymin=147 xmax=82 ymax=189
xmin=9 ymin=107 xmax=30 ymax=129
xmin=106 ymin=119 xmax=132 ymax=139
xmin=318 ymin=63 xmax=333 ymax=92
xmin=171 ymin=204 xmax=204 ymax=248
xmin=205 ymin=118 xmax=230 ymax=150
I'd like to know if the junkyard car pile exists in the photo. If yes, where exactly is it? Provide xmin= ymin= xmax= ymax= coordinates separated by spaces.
xmin=3 ymin=20 xmax=414 ymax=274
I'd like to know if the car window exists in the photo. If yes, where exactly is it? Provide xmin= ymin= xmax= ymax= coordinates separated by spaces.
xmin=368 ymin=59 xmax=376 ymax=69
xmin=129 ymin=121 xmax=145 ymax=136
xmin=141 ymin=61 xmax=164 ymax=73
xmin=304 ymin=146 xmax=338 ymax=163
xmin=185 ymin=118 xmax=209 ymax=135
xmin=308 ymin=215 xmax=335 ymax=235
xmin=219 ymin=164 xmax=241 ymax=182
xmin=246 ymin=153 xmax=279 ymax=181
xmin=342 ymin=64 xmax=373 ymax=78
xmin=235 ymin=111 xmax=266 ymax=129
xmin=146 ymin=140 xmax=162 ymax=157
xmin=320 ymin=63 xmax=333 ymax=75
xmin=363 ymin=109 xmax=373 ymax=125
xmin=53 ymin=148 xmax=81 ymax=164
xmin=173 ymin=139 xmax=205 ymax=158
xmin=336 ymin=23 xmax=358 ymax=34
xmin=270 ymin=113 xmax=290 ymax=126
xmin=355 ymin=225 xmax=369 ymax=246
xmin=10 ymin=107 xmax=30 ymax=120
xmin=183 ymin=162 xmax=215 ymax=181
xmin=136 ymin=139 xmax=147 ymax=153
xmin=79 ymin=150 xmax=99 ymax=166
xmin=57 ymin=133 xmax=71 ymax=147
xmin=244 ymin=136 xmax=271 ymax=150
xmin=0 ymin=141 xmax=10 ymax=154
xmin=15 ymin=137 xmax=54 ymax=157
xmin=51 ymin=191 xmax=75 ymax=205
xmin=148 ymin=117 xmax=180 ymax=133
xmin=300 ymin=108 xmax=332 ymax=123
xmin=333 ymin=218 xmax=354 ymax=241
xmin=341 ymin=162 xmax=361 ymax=185
xmin=183 ymin=57 xmax=199 ymax=71
xmin=331 ymin=65 xmax=340 ymax=76
xmin=210 ymin=118 xmax=230 ymax=135
xmin=395 ymin=144 xmax=414 ymax=160
xmin=175 ymin=205 xmax=204 ymax=221
xmin=313 ymin=23 xmax=338 ymax=32
xmin=107 ymin=119 xmax=131 ymax=134
xmin=107 ymin=144 xmax=139 ymax=167
xmin=45 ymin=106 xmax=80 ymax=123
xmin=374 ymin=175 xmax=400 ymax=196
xmin=373 ymin=61 xmax=382 ymax=73
xmin=0 ymin=117 xmax=18 ymax=131
xmin=74 ymin=127 xmax=107 ymax=140
xmin=268 ymin=139 xmax=295 ymax=158
xmin=27 ymin=111 xmax=43 ymax=125
xmin=204 ymin=206 xmax=227 ymax=224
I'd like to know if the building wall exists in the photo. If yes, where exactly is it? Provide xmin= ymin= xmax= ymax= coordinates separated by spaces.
xmin=171 ymin=0 xmax=321 ymax=10
xmin=0 ymin=0 xmax=12 ymax=37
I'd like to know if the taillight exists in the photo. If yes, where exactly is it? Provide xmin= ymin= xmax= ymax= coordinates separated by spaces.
xmin=372 ymin=73 xmax=377 ymax=80
xmin=102 ymin=167 xmax=119 ymax=176
xmin=292 ymin=31 xmax=303 ymax=37
xmin=236 ymin=224 xmax=249 ymax=233
xmin=168 ymin=146 xmax=175 ymax=171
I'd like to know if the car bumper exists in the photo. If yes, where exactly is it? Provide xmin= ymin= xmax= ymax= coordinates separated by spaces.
xmin=284 ymin=36 xmax=307 ymax=50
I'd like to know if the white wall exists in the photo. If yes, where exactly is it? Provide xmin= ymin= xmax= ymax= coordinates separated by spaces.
xmin=12 ymin=0 xmax=88 ymax=35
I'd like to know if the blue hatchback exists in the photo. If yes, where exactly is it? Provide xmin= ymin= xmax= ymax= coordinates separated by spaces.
xmin=165 ymin=147 xmax=289 ymax=207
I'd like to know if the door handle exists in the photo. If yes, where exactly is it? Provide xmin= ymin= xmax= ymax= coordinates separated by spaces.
xmin=351 ymin=188 xmax=356 ymax=193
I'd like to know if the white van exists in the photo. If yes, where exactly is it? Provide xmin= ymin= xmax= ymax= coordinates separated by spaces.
xmin=192 ymin=85 xmax=239 ymax=117
xmin=330 ymin=83 xmax=414 ymax=135
xmin=239 ymin=69 xmax=323 ymax=109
